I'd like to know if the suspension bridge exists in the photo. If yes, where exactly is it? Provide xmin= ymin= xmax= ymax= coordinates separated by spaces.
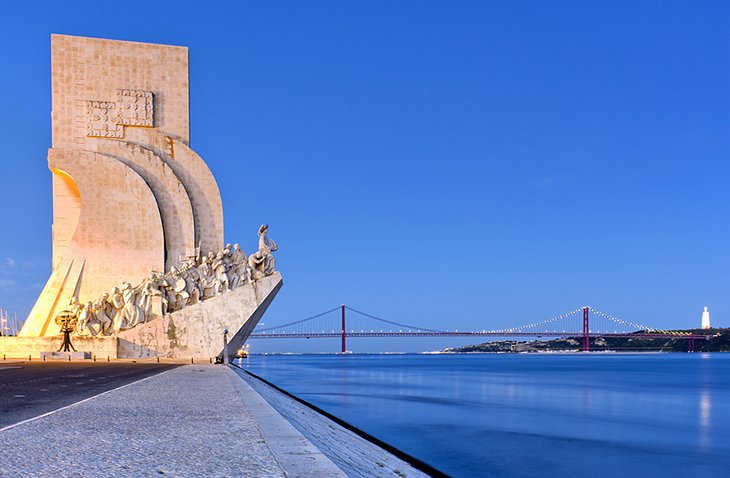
xmin=249 ymin=305 xmax=715 ymax=352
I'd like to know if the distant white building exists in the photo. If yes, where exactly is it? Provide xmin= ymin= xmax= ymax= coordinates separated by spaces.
xmin=701 ymin=306 xmax=711 ymax=330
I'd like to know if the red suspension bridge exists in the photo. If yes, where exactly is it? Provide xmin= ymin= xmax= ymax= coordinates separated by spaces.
xmin=249 ymin=305 xmax=714 ymax=352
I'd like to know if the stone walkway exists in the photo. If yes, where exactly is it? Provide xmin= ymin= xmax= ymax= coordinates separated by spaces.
xmin=233 ymin=368 xmax=431 ymax=478
xmin=0 ymin=365 xmax=345 ymax=477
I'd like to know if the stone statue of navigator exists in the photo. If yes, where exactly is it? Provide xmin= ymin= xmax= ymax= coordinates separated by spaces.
xmin=57 ymin=224 xmax=281 ymax=338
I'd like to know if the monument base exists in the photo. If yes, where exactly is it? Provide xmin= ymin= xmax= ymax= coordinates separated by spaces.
xmin=41 ymin=351 xmax=92 ymax=360
xmin=0 ymin=337 xmax=118 ymax=359
xmin=0 ymin=274 xmax=283 ymax=361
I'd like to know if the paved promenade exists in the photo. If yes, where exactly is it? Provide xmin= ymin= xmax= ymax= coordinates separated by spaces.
xmin=234 ymin=368 xmax=432 ymax=478
xmin=0 ymin=365 xmax=345 ymax=477
xmin=0 ymin=361 xmax=179 ymax=428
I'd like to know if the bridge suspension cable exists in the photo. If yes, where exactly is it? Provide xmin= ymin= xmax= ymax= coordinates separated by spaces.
xmin=587 ymin=306 xmax=652 ymax=332
xmin=254 ymin=306 xmax=342 ymax=332
xmin=253 ymin=305 xmax=651 ymax=336
xmin=344 ymin=306 xmax=445 ymax=333
xmin=491 ymin=307 xmax=584 ymax=333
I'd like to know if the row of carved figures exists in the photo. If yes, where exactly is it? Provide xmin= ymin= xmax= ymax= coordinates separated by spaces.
xmin=68 ymin=225 xmax=278 ymax=336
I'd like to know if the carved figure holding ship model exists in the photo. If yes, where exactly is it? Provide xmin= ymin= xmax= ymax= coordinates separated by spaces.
xmin=249 ymin=224 xmax=278 ymax=280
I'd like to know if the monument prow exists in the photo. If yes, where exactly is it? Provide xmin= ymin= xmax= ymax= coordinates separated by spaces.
xmin=118 ymin=273 xmax=283 ymax=359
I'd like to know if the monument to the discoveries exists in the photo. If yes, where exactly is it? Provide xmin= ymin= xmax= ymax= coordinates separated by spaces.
xmin=13 ymin=34 xmax=282 ymax=359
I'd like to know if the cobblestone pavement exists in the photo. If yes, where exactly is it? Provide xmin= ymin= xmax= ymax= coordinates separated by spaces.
xmin=0 ymin=365 xmax=344 ymax=477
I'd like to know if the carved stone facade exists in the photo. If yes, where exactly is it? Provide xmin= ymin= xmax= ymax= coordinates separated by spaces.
xmin=69 ymin=226 xmax=279 ymax=337
xmin=115 ymin=89 xmax=154 ymax=127
xmin=85 ymin=88 xmax=154 ymax=138
xmin=85 ymin=100 xmax=124 ymax=138
xmin=18 ymin=36 xmax=254 ymax=355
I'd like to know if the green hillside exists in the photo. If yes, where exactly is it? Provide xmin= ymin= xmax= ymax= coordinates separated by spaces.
xmin=445 ymin=329 xmax=730 ymax=353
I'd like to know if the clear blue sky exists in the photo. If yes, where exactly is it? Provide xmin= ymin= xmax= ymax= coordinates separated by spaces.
xmin=0 ymin=1 xmax=728 ymax=352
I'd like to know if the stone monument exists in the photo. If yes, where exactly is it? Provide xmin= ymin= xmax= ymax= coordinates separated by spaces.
xmin=12 ymin=34 xmax=283 ymax=359
xmin=701 ymin=306 xmax=711 ymax=330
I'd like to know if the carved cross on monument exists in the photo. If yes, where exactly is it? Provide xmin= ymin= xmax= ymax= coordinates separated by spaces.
xmin=86 ymin=89 xmax=154 ymax=138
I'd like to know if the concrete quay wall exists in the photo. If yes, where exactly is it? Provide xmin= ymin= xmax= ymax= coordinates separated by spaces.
xmin=233 ymin=366 xmax=433 ymax=478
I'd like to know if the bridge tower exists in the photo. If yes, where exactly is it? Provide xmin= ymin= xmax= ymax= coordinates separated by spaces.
xmin=582 ymin=306 xmax=590 ymax=352
xmin=341 ymin=304 xmax=346 ymax=353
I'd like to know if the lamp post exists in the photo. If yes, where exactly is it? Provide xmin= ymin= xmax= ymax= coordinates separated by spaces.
xmin=223 ymin=327 xmax=230 ymax=364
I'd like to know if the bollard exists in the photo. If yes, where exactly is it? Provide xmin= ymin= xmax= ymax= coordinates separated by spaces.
xmin=68 ymin=355 xmax=71 ymax=362
xmin=93 ymin=355 xmax=96 ymax=362
xmin=191 ymin=357 xmax=194 ymax=364
xmin=29 ymin=355 xmax=31 ymax=361
xmin=209 ymin=357 xmax=212 ymax=364
xmin=157 ymin=356 xmax=160 ymax=364
xmin=107 ymin=356 xmax=110 ymax=362
xmin=43 ymin=355 xmax=46 ymax=362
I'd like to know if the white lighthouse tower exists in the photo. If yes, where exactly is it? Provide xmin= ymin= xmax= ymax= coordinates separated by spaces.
xmin=701 ymin=306 xmax=711 ymax=330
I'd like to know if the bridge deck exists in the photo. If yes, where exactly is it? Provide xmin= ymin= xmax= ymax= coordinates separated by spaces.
xmin=251 ymin=332 xmax=713 ymax=339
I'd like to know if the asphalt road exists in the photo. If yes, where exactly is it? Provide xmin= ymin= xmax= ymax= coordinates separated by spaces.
xmin=0 ymin=362 xmax=180 ymax=428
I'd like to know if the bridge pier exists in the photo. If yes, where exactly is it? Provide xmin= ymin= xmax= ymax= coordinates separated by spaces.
xmin=688 ymin=336 xmax=695 ymax=353
xmin=582 ymin=306 xmax=590 ymax=352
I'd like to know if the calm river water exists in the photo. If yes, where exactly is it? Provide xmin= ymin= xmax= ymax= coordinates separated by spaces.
xmin=240 ymin=353 xmax=730 ymax=477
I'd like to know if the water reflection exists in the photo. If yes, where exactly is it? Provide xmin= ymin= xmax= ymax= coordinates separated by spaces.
xmin=699 ymin=390 xmax=712 ymax=449
xmin=245 ymin=354 xmax=730 ymax=477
